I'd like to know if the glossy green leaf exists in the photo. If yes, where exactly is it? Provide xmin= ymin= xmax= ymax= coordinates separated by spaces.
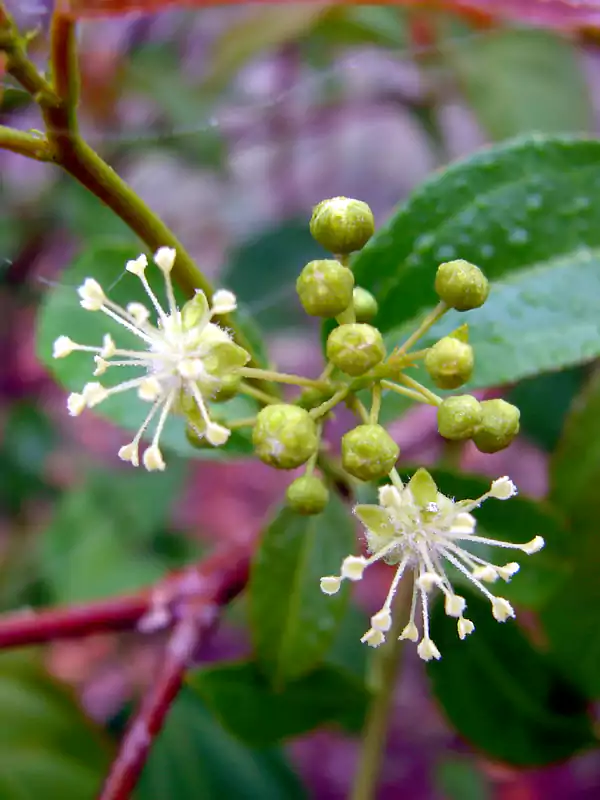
xmin=448 ymin=29 xmax=591 ymax=140
xmin=420 ymin=469 xmax=570 ymax=609
xmin=351 ymin=136 xmax=600 ymax=387
xmin=188 ymin=660 xmax=368 ymax=746
xmin=36 ymin=242 xmax=257 ymax=460
xmin=540 ymin=372 xmax=600 ymax=696
xmin=137 ymin=685 xmax=305 ymax=800
xmin=427 ymin=593 xmax=594 ymax=766
xmin=0 ymin=651 xmax=111 ymax=798
xmin=249 ymin=496 xmax=355 ymax=684
xmin=39 ymin=466 xmax=185 ymax=603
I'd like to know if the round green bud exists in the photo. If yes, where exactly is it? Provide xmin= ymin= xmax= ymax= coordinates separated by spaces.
xmin=437 ymin=395 xmax=482 ymax=440
xmin=341 ymin=424 xmax=399 ymax=482
xmin=425 ymin=336 xmax=474 ymax=390
xmin=252 ymin=404 xmax=318 ymax=469
xmin=473 ymin=399 xmax=520 ymax=454
xmin=434 ymin=259 xmax=490 ymax=311
xmin=326 ymin=323 xmax=385 ymax=377
xmin=296 ymin=259 xmax=354 ymax=318
xmin=211 ymin=372 xmax=242 ymax=403
xmin=310 ymin=197 xmax=375 ymax=254
xmin=352 ymin=287 xmax=379 ymax=323
xmin=286 ymin=475 xmax=329 ymax=515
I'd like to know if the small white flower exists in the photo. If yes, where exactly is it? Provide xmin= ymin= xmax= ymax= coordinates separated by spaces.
xmin=211 ymin=289 xmax=237 ymax=315
xmin=361 ymin=628 xmax=385 ymax=648
xmin=54 ymin=248 xmax=250 ymax=470
xmin=457 ymin=617 xmax=475 ymax=640
xmin=341 ymin=555 xmax=367 ymax=581
xmin=490 ymin=476 xmax=518 ymax=500
xmin=53 ymin=336 xmax=76 ymax=358
xmin=320 ymin=576 xmax=342 ymax=595
xmin=320 ymin=468 xmax=545 ymax=660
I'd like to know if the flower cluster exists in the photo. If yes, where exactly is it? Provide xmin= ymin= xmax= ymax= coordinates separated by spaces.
xmin=53 ymin=247 xmax=250 ymax=471
xmin=320 ymin=469 xmax=544 ymax=660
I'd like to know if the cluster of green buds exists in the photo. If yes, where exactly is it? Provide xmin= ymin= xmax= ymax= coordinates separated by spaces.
xmin=53 ymin=199 xmax=539 ymax=659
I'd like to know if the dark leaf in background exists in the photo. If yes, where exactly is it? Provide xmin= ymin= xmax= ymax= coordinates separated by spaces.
xmin=0 ymin=651 xmax=112 ymax=798
xmin=137 ymin=685 xmax=306 ymax=800
xmin=447 ymin=28 xmax=591 ymax=140
xmin=427 ymin=592 xmax=595 ymax=766
xmin=507 ymin=366 xmax=587 ymax=452
xmin=39 ymin=464 xmax=190 ymax=603
xmin=188 ymin=660 xmax=368 ymax=746
xmin=249 ymin=496 xmax=355 ymax=685
xmin=435 ymin=756 xmax=491 ymax=800
xmin=223 ymin=220 xmax=325 ymax=332
xmin=541 ymin=371 xmax=600 ymax=697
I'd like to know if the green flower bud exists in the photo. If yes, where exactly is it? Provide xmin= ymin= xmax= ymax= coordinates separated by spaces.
xmin=286 ymin=475 xmax=329 ymax=515
xmin=437 ymin=395 xmax=482 ymax=440
xmin=211 ymin=372 xmax=242 ymax=403
xmin=425 ymin=336 xmax=474 ymax=390
xmin=434 ymin=259 xmax=490 ymax=311
xmin=473 ymin=399 xmax=520 ymax=454
xmin=353 ymin=287 xmax=379 ymax=323
xmin=310 ymin=197 xmax=375 ymax=254
xmin=253 ymin=404 xmax=318 ymax=469
xmin=341 ymin=424 xmax=399 ymax=482
xmin=407 ymin=468 xmax=438 ymax=508
xmin=296 ymin=259 xmax=354 ymax=318
xmin=326 ymin=323 xmax=385 ymax=377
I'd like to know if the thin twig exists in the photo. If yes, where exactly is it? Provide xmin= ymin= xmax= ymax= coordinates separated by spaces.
xmin=0 ymin=547 xmax=249 ymax=650
xmin=97 ymin=616 xmax=201 ymax=800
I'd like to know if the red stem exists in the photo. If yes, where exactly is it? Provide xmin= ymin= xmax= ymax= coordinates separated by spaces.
xmin=97 ymin=616 xmax=201 ymax=800
xmin=0 ymin=595 xmax=149 ymax=649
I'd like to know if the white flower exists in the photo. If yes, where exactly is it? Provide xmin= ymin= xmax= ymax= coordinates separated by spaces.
xmin=55 ymin=249 xmax=250 ymax=470
xmin=320 ymin=468 xmax=545 ymax=660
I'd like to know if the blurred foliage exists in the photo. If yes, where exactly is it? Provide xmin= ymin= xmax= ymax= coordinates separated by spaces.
xmin=0 ymin=651 xmax=112 ymax=798
xmin=428 ymin=592 xmax=595 ymax=766
xmin=137 ymin=685 xmax=306 ymax=800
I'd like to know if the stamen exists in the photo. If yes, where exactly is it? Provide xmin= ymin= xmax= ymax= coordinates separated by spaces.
xmin=320 ymin=576 xmax=342 ymax=595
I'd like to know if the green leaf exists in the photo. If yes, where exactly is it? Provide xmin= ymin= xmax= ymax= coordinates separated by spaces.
xmin=422 ymin=469 xmax=570 ymax=609
xmin=307 ymin=6 xmax=407 ymax=50
xmin=448 ymin=29 xmax=591 ymax=140
xmin=188 ymin=660 xmax=368 ymax=746
xmin=540 ymin=372 xmax=600 ymax=697
xmin=427 ymin=593 xmax=594 ymax=766
xmin=550 ymin=370 xmax=600 ymax=526
xmin=351 ymin=136 xmax=600 ymax=387
xmin=0 ymin=651 xmax=111 ymax=798
xmin=39 ymin=466 xmax=185 ymax=603
xmin=36 ymin=242 xmax=257 ymax=460
xmin=506 ymin=366 xmax=587 ymax=452
xmin=435 ymin=757 xmax=491 ymax=800
xmin=137 ymin=685 xmax=305 ymax=800
xmin=249 ymin=496 xmax=355 ymax=684
xmin=223 ymin=219 xmax=325 ymax=331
